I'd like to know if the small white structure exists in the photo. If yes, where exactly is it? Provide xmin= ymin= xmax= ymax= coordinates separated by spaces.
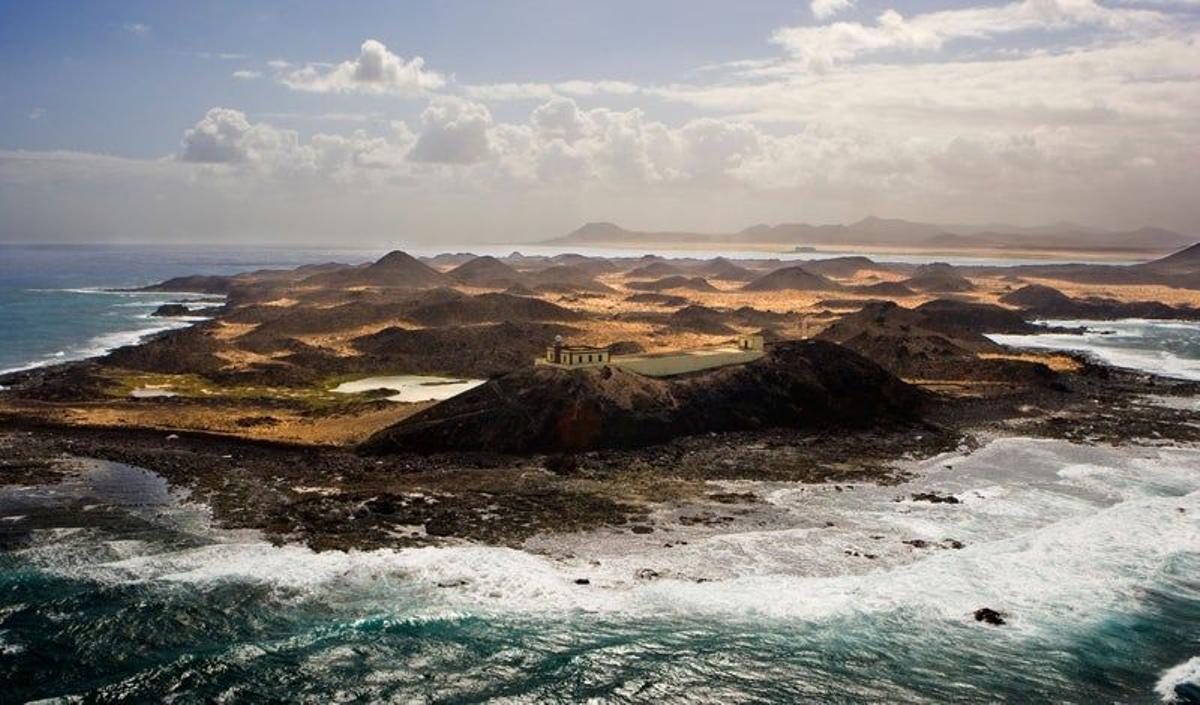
xmin=737 ymin=334 xmax=764 ymax=352
xmin=540 ymin=335 xmax=612 ymax=369
xmin=537 ymin=334 xmax=766 ymax=377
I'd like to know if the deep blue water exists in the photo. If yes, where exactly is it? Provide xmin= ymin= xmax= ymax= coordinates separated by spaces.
xmin=0 ymin=244 xmax=385 ymax=373
xmin=1 ymin=441 xmax=1198 ymax=703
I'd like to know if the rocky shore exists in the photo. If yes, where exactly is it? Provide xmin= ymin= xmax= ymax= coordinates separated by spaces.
xmin=2 ymin=246 xmax=1199 ymax=552
xmin=2 ymin=354 xmax=1197 ymax=552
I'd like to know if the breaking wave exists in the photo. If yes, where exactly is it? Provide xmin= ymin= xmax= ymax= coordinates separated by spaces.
xmin=3 ymin=438 xmax=1199 ymax=701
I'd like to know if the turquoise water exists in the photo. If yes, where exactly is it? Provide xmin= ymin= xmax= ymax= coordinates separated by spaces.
xmin=990 ymin=320 xmax=1200 ymax=382
xmin=0 ymin=244 xmax=386 ymax=373
xmin=2 ymin=440 xmax=1199 ymax=703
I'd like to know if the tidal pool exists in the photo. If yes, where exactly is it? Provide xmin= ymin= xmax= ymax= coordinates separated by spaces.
xmin=331 ymin=374 xmax=485 ymax=403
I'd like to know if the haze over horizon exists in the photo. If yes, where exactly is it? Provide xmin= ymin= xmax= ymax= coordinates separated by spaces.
xmin=2 ymin=0 xmax=1199 ymax=245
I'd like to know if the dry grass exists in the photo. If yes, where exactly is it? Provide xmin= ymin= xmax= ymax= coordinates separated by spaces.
xmin=978 ymin=352 xmax=1083 ymax=373
xmin=211 ymin=322 xmax=259 ymax=340
xmin=3 ymin=399 xmax=430 ymax=445
xmin=1026 ymin=278 xmax=1200 ymax=307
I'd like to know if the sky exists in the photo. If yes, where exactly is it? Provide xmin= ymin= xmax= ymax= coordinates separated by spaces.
xmin=1 ymin=0 xmax=1198 ymax=246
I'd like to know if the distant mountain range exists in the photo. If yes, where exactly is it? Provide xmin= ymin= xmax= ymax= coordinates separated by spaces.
xmin=544 ymin=217 xmax=1193 ymax=251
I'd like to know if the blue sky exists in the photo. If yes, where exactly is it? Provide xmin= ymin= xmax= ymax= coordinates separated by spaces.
xmin=1 ymin=1 xmax=806 ymax=156
xmin=1 ymin=0 xmax=1198 ymax=244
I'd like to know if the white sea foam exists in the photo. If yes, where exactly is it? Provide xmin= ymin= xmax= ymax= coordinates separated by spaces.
xmin=1 ymin=288 xmax=224 ymax=375
xmin=0 ymin=319 xmax=196 ymax=376
xmin=1157 ymin=657 xmax=1200 ymax=703
xmin=988 ymin=319 xmax=1200 ymax=381
xmin=24 ymin=438 xmax=1200 ymax=637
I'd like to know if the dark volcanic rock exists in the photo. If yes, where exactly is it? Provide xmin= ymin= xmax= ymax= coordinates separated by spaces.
xmin=626 ymin=262 xmax=685 ymax=279
xmin=911 ymin=491 xmax=961 ymax=504
xmin=360 ymin=340 xmax=926 ymax=455
xmin=742 ymin=266 xmax=842 ymax=292
xmin=135 ymin=274 xmax=238 ymax=295
xmin=1001 ymin=284 xmax=1200 ymax=320
xmin=904 ymin=263 xmax=976 ymax=293
xmin=667 ymin=305 xmax=737 ymax=335
xmin=527 ymin=265 xmax=614 ymax=293
xmin=973 ymin=608 xmax=1006 ymax=626
xmin=401 ymin=292 xmax=585 ymax=326
xmin=626 ymin=276 xmax=719 ymax=293
xmin=802 ymin=256 xmax=878 ymax=278
xmin=853 ymin=281 xmax=916 ymax=297
xmin=912 ymin=299 xmax=1038 ymax=336
xmin=303 ymin=250 xmax=446 ymax=289
xmin=817 ymin=300 xmax=1054 ymax=382
xmin=103 ymin=325 xmax=226 ymax=375
xmin=998 ymin=284 xmax=1075 ymax=310
xmin=695 ymin=257 xmax=757 ymax=281
xmin=447 ymin=256 xmax=526 ymax=288
xmin=625 ymin=293 xmax=690 ymax=307
xmin=150 ymin=304 xmax=194 ymax=317
xmin=352 ymin=321 xmax=580 ymax=378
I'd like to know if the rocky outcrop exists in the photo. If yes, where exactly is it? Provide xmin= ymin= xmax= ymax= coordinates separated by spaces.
xmin=695 ymin=257 xmax=757 ymax=281
xmin=301 ymin=251 xmax=446 ymax=289
xmin=817 ymin=300 xmax=1053 ymax=381
xmin=903 ymin=263 xmax=976 ymax=293
xmin=351 ymin=321 xmax=580 ymax=378
xmin=526 ymin=265 xmax=614 ymax=293
xmin=360 ymin=340 xmax=926 ymax=454
xmin=626 ymin=262 xmax=685 ymax=279
xmin=446 ymin=256 xmax=526 ymax=288
xmin=626 ymin=276 xmax=719 ymax=293
xmin=625 ymin=293 xmax=690 ymax=307
xmin=150 ymin=304 xmax=194 ymax=317
xmin=742 ymin=266 xmax=842 ymax=292
xmin=802 ymin=256 xmax=879 ymax=278
xmin=853 ymin=281 xmax=917 ymax=297
xmin=400 ymin=292 xmax=585 ymax=326
xmin=1000 ymin=284 xmax=1200 ymax=320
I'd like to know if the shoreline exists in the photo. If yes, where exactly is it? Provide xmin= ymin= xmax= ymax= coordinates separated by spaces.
xmin=0 ymin=288 xmax=223 ymax=377
xmin=3 ymin=355 xmax=1198 ymax=552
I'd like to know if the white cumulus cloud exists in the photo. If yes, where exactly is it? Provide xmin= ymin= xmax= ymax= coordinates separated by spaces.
xmin=408 ymin=97 xmax=495 ymax=164
xmin=280 ymin=39 xmax=445 ymax=95
xmin=811 ymin=0 xmax=855 ymax=20
xmin=772 ymin=0 xmax=1166 ymax=70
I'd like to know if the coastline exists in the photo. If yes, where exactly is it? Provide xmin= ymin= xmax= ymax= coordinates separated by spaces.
xmin=3 ymin=353 xmax=1198 ymax=551
xmin=0 ymin=287 xmax=223 ymax=377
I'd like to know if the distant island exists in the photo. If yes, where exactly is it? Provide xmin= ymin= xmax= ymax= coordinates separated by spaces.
xmin=542 ymin=216 xmax=1193 ymax=256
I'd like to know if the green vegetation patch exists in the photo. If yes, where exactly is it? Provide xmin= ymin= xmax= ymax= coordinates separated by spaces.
xmin=98 ymin=368 xmax=390 ymax=410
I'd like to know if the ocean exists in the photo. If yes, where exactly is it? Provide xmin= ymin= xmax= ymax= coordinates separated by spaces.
xmin=1 ymin=244 xmax=1198 ymax=703
xmin=2 ymin=439 xmax=1197 ymax=702
xmin=0 ymin=244 xmax=387 ymax=374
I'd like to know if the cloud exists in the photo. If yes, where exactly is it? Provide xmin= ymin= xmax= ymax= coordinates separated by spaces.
xmin=408 ymin=97 xmax=494 ymax=163
xmin=178 ymin=108 xmax=304 ymax=165
xmin=231 ymin=70 xmax=262 ymax=80
xmin=811 ymin=0 xmax=855 ymax=20
xmin=123 ymin=22 xmax=150 ymax=36
xmin=280 ymin=39 xmax=445 ymax=95
xmin=770 ymin=0 xmax=1166 ymax=70
xmin=9 ymin=8 xmax=1200 ymax=244
xmin=463 ymin=79 xmax=640 ymax=101
xmin=194 ymin=52 xmax=248 ymax=60
xmin=175 ymin=108 xmax=417 ymax=182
